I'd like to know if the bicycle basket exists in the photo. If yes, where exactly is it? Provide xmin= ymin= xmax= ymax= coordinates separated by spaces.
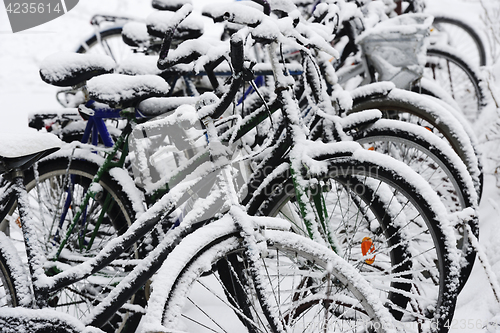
xmin=357 ymin=14 xmax=433 ymax=89
xmin=129 ymin=104 xmax=208 ymax=193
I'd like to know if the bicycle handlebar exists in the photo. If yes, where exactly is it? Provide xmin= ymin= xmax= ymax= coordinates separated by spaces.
xmin=200 ymin=33 xmax=244 ymax=119
xmin=157 ymin=3 xmax=194 ymax=70
xmin=198 ymin=34 xmax=244 ymax=120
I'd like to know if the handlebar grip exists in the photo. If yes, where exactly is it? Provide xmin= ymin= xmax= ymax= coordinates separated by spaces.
xmin=230 ymin=34 xmax=244 ymax=76
xmin=157 ymin=3 xmax=193 ymax=70
xmin=202 ymin=34 xmax=245 ymax=120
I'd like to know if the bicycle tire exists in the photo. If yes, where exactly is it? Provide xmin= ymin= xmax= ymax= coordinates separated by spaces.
xmin=4 ymin=155 xmax=143 ymax=333
xmin=0 ymin=231 xmax=32 ymax=308
xmin=76 ymin=26 xmax=134 ymax=64
xmin=349 ymin=87 xmax=483 ymax=199
xmin=424 ymin=45 xmax=487 ymax=123
xmin=351 ymin=119 xmax=478 ymax=213
xmin=247 ymin=153 xmax=461 ymax=329
xmin=431 ymin=15 xmax=487 ymax=67
xmin=147 ymin=222 xmax=398 ymax=332
xmin=351 ymin=119 xmax=479 ymax=284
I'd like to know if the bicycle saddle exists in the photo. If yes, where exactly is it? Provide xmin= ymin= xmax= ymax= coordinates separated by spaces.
xmin=40 ymin=53 xmax=116 ymax=87
xmin=122 ymin=22 xmax=152 ymax=49
xmin=118 ymin=55 xmax=163 ymax=76
xmin=86 ymin=73 xmax=171 ymax=108
xmin=0 ymin=131 xmax=61 ymax=173
xmin=146 ymin=10 xmax=203 ymax=41
xmin=152 ymin=0 xmax=192 ymax=12
xmin=137 ymin=96 xmax=197 ymax=117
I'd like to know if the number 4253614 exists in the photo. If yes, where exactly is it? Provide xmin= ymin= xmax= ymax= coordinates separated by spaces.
xmin=5 ymin=2 xmax=62 ymax=14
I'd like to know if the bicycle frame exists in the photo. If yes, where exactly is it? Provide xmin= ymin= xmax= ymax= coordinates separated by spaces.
xmin=79 ymin=102 xmax=125 ymax=148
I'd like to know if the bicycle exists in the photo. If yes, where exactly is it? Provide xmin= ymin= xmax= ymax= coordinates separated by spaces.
xmin=257 ymin=0 xmax=484 ymax=200
xmin=3 ymin=2 xmax=467 ymax=331
xmin=47 ymin=0 xmax=477 ymax=282
xmin=37 ymin=0 xmax=486 ymax=189
xmin=393 ymin=0 xmax=488 ymax=67
xmin=143 ymin=13 xmax=462 ymax=331
xmin=0 ymin=33 xmax=402 ymax=333
xmin=330 ymin=4 xmax=488 ymax=123
xmin=74 ymin=0 xmax=201 ymax=62
xmin=28 ymin=9 xmax=479 ymax=268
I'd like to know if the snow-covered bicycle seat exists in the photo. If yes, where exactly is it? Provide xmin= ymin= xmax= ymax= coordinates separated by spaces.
xmin=0 ymin=131 xmax=61 ymax=173
xmin=86 ymin=73 xmax=171 ymax=108
xmin=122 ymin=22 xmax=152 ymax=49
xmin=40 ymin=53 xmax=116 ymax=87
xmin=152 ymin=0 xmax=192 ymax=12
xmin=137 ymin=96 xmax=197 ymax=117
xmin=146 ymin=10 xmax=203 ymax=40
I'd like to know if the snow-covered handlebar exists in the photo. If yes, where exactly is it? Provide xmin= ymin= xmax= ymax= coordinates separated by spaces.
xmin=157 ymin=3 xmax=194 ymax=70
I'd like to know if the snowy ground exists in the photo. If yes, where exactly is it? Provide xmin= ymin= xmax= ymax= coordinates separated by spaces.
xmin=1 ymin=0 xmax=500 ymax=331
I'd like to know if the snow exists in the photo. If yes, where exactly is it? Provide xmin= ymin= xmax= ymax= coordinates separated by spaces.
xmin=203 ymin=2 xmax=266 ymax=27
xmin=146 ymin=8 xmax=203 ymax=36
xmin=86 ymin=73 xmax=170 ymax=105
xmin=0 ymin=307 xmax=93 ymax=333
xmin=137 ymin=96 xmax=197 ymax=116
xmin=121 ymin=21 xmax=150 ymax=47
xmin=39 ymin=53 xmax=116 ymax=86
xmin=357 ymin=13 xmax=433 ymax=40
xmin=117 ymin=54 xmax=161 ymax=75
xmin=0 ymin=231 xmax=32 ymax=307
xmin=1 ymin=0 xmax=500 ymax=331
xmin=108 ymin=167 xmax=147 ymax=217
xmin=0 ymin=130 xmax=61 ymax=158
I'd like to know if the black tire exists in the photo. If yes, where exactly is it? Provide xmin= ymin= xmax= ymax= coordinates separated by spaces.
xmin=4 ymin=155 xmax=143 ymax=333
xmin=0 ymin=232 xmax=27 ymax=308
xmin=76 ymin=26 xmax=133 ymax=64
xmin=424 ymin=45 xmax=487 ymax=123
xmin=156 ymin=228 xmax=398 ymax=332
xmin=247 ymin=155 xmax=460 ymax=330
xmin=432 ymin=15 xmax=487 ymax=67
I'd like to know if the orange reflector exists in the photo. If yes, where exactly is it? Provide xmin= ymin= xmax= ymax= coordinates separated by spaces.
xmin=15 ymin=216 xmax=22 ymax=228
xmin=424 ymin=126 xmax=432 ymax=131
xmin=368 ymin=146 xmax=375 ymax=151
xmin=361 ymin=237 xmax=376 ymax=264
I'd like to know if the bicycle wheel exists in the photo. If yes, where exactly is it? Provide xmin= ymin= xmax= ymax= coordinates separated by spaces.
xmin=76 ymin=27 xmax=134 ymax=64
xmin=4 ymin=155 xmax=143 ymax=333
xmin=150 ymin=225 xmax=398 ymax=332
xmin=351 ymin=119 xmax=478 ymax=213
xmin=431 ymin=15 xmax=487 ymax=67
xmin=247 ymin=153 xmax=461 ymax=330
xmin=349 ymin=87 xmax=483 ymax=199
xmin=424 ymin=45 xmax=487 ymax=123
